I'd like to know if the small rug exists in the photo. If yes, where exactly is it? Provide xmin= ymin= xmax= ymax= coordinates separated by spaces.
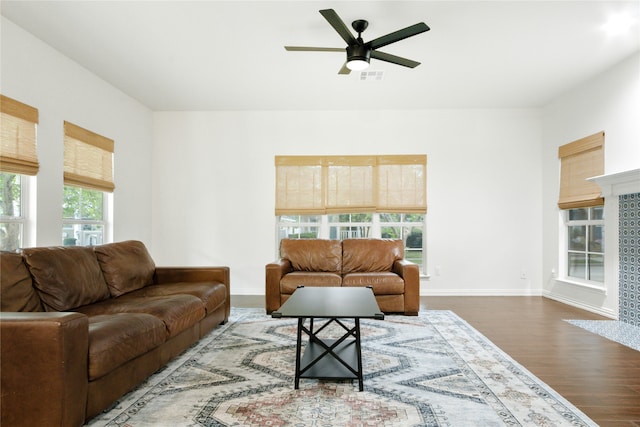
xmin=87 ymin=309 xmax=598 ymax=427
xmin=566 ymin=319 xmax=640 ymax=352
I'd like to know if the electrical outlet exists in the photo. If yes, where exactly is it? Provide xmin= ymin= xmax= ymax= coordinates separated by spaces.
xmin=520 ymin=271 xmax=527 ymax=279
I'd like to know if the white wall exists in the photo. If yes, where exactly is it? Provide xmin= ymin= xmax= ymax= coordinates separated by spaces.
xmin=152 ymin=109 xmax=543 ymax=296
xmin=541 ymin=52 xmax=640 ymax=317
xmin=5 ymin=11 xmax=635 ymax=309
xmin=1 ymin=18 xmax=154 ymax=247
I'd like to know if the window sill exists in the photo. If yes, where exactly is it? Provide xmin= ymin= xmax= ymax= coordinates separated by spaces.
xmin=554 ymin=278 xmax=607 ymax=294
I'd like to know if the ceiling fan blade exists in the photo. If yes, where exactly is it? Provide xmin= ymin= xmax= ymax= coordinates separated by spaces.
xmin=368 ymin=22 xmax=430 ymax=50
xmin=371 ymin=50 xmax=421 ymax=68
xmin=338 ymin=62 xmax=351 ymax=75
xmin=319 ymin=9 xmax=357 ymax=46
xmin=285 ymin=46 xmax=344 ymax=52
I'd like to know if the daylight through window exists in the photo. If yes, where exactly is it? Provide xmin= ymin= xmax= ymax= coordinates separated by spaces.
xmin=565 ymin=207 xmax=604 ymax=283
xmin=62 ymin=121 xmax=114 ymax=246
xmin=0 ymin=95 xmax=38 ymax=251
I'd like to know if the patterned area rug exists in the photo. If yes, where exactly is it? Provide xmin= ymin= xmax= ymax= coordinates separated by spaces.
xmin=566 ymin=319 xmax=640 ymax=352
xmin=87 ymin=309 xmax=598 ymax=427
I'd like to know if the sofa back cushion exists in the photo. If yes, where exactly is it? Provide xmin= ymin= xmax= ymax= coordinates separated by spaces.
xmin=0 ymin=252 xmax=43 ymax=312
xmin=22 ymin=246 xmax=111 ymax=311
xmin=94 ymin=240 xmax=155 ymax=297
xmin=280 ymin=239 xmax=342 ymax=273
xmin=342 ymin=239 xmax=404 ymax=273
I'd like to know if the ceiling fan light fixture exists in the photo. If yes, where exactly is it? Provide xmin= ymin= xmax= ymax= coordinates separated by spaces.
xmin=346 ymin=44 xmax=371 ymax=71
xmin=347 ymin=58 xmax=370 ymax=71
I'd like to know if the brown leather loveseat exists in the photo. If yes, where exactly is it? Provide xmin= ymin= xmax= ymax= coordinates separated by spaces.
xmin=266 ymin=238 xmax=419 ymax=315
xmin=0 ymin=240 xmax=230 ymax=427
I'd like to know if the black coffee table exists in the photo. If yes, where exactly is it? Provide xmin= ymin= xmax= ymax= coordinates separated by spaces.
xmin=272 ymin=286 xmax=384 ymax=391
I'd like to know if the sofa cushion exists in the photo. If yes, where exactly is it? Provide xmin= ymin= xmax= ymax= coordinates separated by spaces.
xmin=127 ymin=282 xmax=227 ymax=315
xmin=74 ymin=294 xmax=204 ymax=338
xmin=280 ymin=272 xmax=342 ymax=294
xmin=280 ymin=239 xmax=342 ymax=272
xmin=94 ymin=240 xmax=155 ymax=297
xmin=342 ymin=272 xmax=405 ymax=295
xmin=373 ymin=294 xmax=406 ymax=314
xmin=342 ymin=239 xmax=404 ymax=274
xmin=22 ymin=246 xmax=111 ymax=311
xmin=0 ymin=252 xmax=43 ymax=312
xmin=87 ymin=313 xmax=166 ymax=380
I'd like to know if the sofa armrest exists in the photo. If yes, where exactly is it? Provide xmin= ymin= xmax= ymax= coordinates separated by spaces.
xmin=154 ymin=266 xmax=231 ymax=321
xmin=393 ymin=259 xmax=420 ymax=315
xmin=265 ymin=259 xmax=292 ymax=314
xmin=0 ymin=312 xmax=89 ymax=427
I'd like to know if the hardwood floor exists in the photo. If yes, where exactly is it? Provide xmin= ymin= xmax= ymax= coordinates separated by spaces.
xmin=423 ymin=297 xmax=640 ymax=427
xmin=232 ymin=295 xmax=640 ymax=426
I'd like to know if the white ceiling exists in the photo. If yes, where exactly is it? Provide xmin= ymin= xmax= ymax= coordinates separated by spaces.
xmin=2 ymin=1 xmax=639 ymax=111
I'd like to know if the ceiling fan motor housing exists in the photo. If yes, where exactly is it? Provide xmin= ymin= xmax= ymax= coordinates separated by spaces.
xmin=347 ymin=44 xmax=371 ymax=63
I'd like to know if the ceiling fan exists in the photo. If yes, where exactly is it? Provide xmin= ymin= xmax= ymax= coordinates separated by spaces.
xmin=285 ymin=9 xmax=430 ymax=74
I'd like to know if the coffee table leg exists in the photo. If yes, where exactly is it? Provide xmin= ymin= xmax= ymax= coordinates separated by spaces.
xmin=355 ymin=318 xmax=364 ymax=391
xmin=295 ymin=317 xmax=304 ymax=389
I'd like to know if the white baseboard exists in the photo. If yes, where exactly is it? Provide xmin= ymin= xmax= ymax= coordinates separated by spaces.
xmin=422 ymin=289 xmax=543 ymax=297
xmin=542 ymin=290 xmax=617 ymax=319
xmin=235 ymin=290 xmax=543 ymax=297
xmin=232 ymin=289 xmax=264 ymax=296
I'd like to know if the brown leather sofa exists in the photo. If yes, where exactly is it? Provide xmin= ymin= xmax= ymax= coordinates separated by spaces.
xmin=0 ymin=240 xmax=230 ymax=427
xmin=266 ymin=238 xmax=420 ymax=316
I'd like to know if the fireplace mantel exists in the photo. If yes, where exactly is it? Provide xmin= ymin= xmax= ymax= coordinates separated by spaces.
xmin=588 ymin=168 xmax=640 ymax=197
xmin=589 ymin=168 xmax=640 ymax=326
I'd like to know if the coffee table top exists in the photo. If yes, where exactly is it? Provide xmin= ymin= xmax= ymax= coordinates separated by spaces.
xmin=272 ymin=287 xmax=384 ymax=319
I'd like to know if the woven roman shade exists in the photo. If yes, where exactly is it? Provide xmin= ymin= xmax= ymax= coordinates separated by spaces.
xmin=377 ymin=155 xmax=427 ymax=213
xmin=275 ymin=156 xmax=324 ymax=214
xmin=0 ymin=95 xmax=39 ymax=175
xmin=275 ymin=155 xmax=427 ymax=215
xmin=64 ymin=121 xmax=115 ymax=192
xmin=326 ymin=156 xmax=376 ymax=213
xmin=558 ymin=131 xmax=604 ymax=209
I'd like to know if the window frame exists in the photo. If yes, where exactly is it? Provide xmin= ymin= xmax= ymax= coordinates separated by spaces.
xmin=379 ymin=213 xmax=425 ymax=266
xmin=0 ymin=172 xmax=35 ymax=251
xmin=328 ymin=213 xmax=373 ymax=239
xmin=560 ymin=206 xmax=605 ymax=288
xmin=62 ymin=185 xmax=112 ymax=246
xmin=276 ymin=212 xmax=426 ymax=273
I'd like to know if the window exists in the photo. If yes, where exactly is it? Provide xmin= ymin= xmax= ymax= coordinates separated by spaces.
xmin=565 ymin=207 xmax=604 ymax=282
xmin=0 ymin=95 xmax=39 ymax=251
xmin=62 ymin=186 xmax=107 ymax=246
xmin=329 ymin=213 xmax=372 ymax=239
xmin=276 ymin=212 xmax=425 ymax=271
xmin=275 ymin=155 xmax=427 ymax=271
xmin=0 ymin=173 xmax=31 ymax=251
xmin=558 ymin=132 xmax=605 ymax=285
xmin=380 ymin=213 xmax=424 ymax=266
xmin=277 ymin=215 xmax=321 ymax=240
xmin=62 ymin=121 xmax=114 ymax=246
